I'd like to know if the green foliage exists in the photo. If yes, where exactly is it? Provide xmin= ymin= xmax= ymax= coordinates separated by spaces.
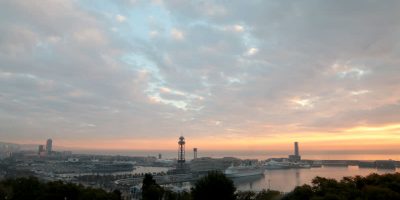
xmin=283 ymin=185 xmax=313 ymax=200
xmin=255 ymin=189 xmax=282 ymax=200
xmin=191 ymin=171 xmax=236 ymax=200
xmin=283 ymin=173 xmax=400 ymax=200
xmin=141 ymin=174 xmax=192 ymax=200
xmin=236 ymin=191 xmax=257 ymax=200
xmin=164 ymin=190 xmax=191 ymax=200
xmin=236 ymin=189 xmax=282 ymax=200
xmin=142 ymin=173 xmax=164 ymax=200
xmin=3 ymin=172 xmax=398 ymax=200
xmin=0 ymin=177 xmax=121 ymax=200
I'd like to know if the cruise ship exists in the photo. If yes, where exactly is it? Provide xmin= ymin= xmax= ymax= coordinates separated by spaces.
xmin=224 ymin=164 xmax=264 ymax=178
xmin=263 ymin=160 xmax=292 ymax=169
xmin=263 ymin=160 xmax=311 ymax=170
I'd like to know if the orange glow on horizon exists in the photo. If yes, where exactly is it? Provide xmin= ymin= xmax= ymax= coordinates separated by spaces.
xmin=13 ymin=123 xmax=400 ymax=152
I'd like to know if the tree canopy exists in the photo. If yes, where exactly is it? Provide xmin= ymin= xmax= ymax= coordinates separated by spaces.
xmin=142 ymin=173 xmax=164 ymax=200
xmin=0 ymin=177 xmax=121 ymax=200
xmin=191 ymin=171 xmax=236 ymax=200
xmin=283 ymin=173 xmax=400 ymax=200
xmin=2 ymin=171 xmax=400 ymax=200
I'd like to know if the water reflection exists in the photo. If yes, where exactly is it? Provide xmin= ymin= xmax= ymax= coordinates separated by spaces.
xmin=236 ymin=166 xmax=400 ymax=192
xmin=232 ymin=174 xmax=264 ymax=190
xmin=377 ymin=168 xmax=396 ymax=173
xmin=233 ymin=174 xmax=264 ymax=184
xmin=295 ymin=169 xmax=300 ymax=187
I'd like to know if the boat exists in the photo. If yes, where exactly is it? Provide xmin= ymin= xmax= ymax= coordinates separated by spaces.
xmin=224 ymin=164 xmax=264 ymax=178
xmin=375 ymin=160 xmax=396 ymax=170
xmin=263 ymin=160 xmax=311 ymax=169
xmin=263 ymin=160 xmax=292 ymax=169
xmin=311 ymin=161 xmax=323 ymax=168
xmin=296 ymin=163 xmax=311 ymax=168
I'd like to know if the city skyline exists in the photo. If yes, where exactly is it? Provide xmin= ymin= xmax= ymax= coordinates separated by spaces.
xmin=1 ymin=1 xmax=400 ymax=153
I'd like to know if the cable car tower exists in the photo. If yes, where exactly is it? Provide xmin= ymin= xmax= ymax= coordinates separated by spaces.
xmin=178 ymin=136 xmax=185 ymax=168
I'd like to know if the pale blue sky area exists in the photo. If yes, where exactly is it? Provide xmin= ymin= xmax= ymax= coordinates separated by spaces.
xmin=0 ymin=1 xmax=399 ymax=150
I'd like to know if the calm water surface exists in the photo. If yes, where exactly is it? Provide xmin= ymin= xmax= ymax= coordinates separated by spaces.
xmin=75 ymin=149 xmax=400 ymax=161
xmin=235 ymin=166 xmax=399 ymax=192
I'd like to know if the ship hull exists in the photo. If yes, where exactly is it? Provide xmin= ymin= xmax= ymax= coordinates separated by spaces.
xmin=225 ymin=169 xmax=264 ymax=178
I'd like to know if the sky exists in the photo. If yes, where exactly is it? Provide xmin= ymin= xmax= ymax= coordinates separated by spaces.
xmin=0 ymin=0 xmax=400 ymax=153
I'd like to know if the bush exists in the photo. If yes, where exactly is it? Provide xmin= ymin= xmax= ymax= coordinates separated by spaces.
xmin=142 ymin=173 xmax=164 ymax=200
xmin=191 ymin=171 xmax=236 ymax=200
xmin=0 ymin=177 xmax=121 ymax=200
xmin=283 ymin=173 xmax=400 ymax=200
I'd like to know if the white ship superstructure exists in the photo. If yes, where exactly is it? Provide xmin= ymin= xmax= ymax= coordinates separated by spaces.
xmin=224 ymin=164 xmax=264 ymax=178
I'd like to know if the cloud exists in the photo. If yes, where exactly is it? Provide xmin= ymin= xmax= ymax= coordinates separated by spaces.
xmin=73 ymin=28 xmax=107 ymax=46
xmin=290 ymin=96 xmax=319 ymax=110
xmin=309 ymin=102 xmax=400 ymax=130
xmin=351 ymin=90 xmax=370 ymax=96
xmin=331 ymin=63 xmax=370 ymax=79
xmin=115 ymin=14 xmax=127 ymax=23
xmin=246 ymin=47 xmax=258 ymax=56
xmin=1 ymin=0 xmax=400 ymax=150
xmin=233 ymin=25 xmax=244 ymax=32
xmin=170 ymin=28 xmax=184 ymax=40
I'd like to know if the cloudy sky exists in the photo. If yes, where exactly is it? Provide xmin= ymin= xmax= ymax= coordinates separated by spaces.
xmin=1 ymin=0 xmax=400 ymax=152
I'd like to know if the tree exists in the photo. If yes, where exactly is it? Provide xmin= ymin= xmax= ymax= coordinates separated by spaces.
xmin=142 ymin=173 xmax=164 ymax=200
xmin=282 ymin=185 xmax=313 ymax=200
xmin=164 ymin=189 xmax=191 ymax=200
xmin=0 ymin=183 xmax=13 ymax=200
xmin=4 ymin=176 xmax=43 ymax=199
xmin=255 ymin=189 xmax=282 ymax=200
xmin=236 ymin=191 xmax=256 ymax=200
xmin=191 ymin=171 xmax=236 ymax=200
xmin=0 ymin=177 xmax=120 ymax=200
xmin=283 ymin=173 xmax=400 ymax=200
xmin=112 ymin=189 xmax=122 ymax=200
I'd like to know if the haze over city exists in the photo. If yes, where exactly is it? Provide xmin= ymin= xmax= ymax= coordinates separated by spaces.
xmin=1 ymin=1 xmax=400 ymax=156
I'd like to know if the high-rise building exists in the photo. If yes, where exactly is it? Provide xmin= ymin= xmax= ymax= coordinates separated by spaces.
xmin=288 ymin=141 xmax=301 ymax=162
xmin=294 ymin=142 xmax=299 ymax=156
xmin=193 ymin=148 xmax=198 ymax=159
xmin=38 ymin=145 xmax=45 ymax=155
xmin=46 ymin=138 xmax=52 ymax=155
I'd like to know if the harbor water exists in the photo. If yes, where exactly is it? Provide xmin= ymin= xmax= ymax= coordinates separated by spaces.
xmin=131 ymin=166 xmax=399 ymax=193
xmin=234 ymin=166 xmax=399 ymax=192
